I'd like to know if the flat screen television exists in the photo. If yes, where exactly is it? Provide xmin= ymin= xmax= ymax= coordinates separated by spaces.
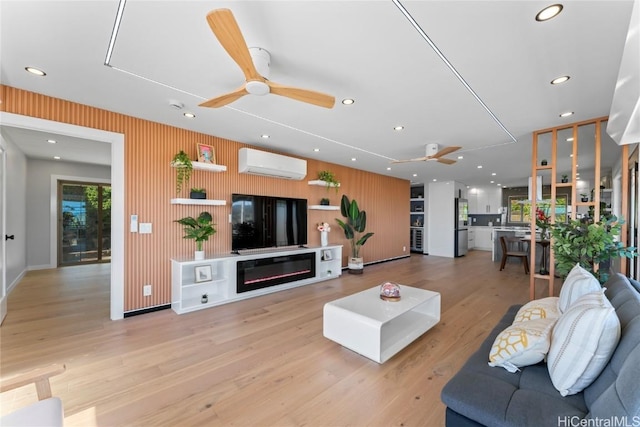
xmin=231 ymin=194 xmax=308 ymax=251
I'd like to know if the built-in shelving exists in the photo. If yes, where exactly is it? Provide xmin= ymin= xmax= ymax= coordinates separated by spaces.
xmin=171 ymin=245 xmax=343 ymax=314
xmin=191 ymin=162 xmax=227 ymax=172
xmin=410 ymin=189 xmax=425 ymax=253
xmin=309 ymin=205 xmax=340 ymax=210
xmin=171 ymin=198 xmax=227 ymax=206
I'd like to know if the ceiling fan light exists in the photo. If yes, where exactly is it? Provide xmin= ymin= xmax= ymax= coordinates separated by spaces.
xmin=246 ymin=81 xmax=270 ymax=96
xmin=536 ymin=4 xmax=563 ymax=22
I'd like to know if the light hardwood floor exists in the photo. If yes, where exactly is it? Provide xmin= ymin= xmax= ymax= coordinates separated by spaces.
xmin=0 ymin=251 xmax=556 ymax=426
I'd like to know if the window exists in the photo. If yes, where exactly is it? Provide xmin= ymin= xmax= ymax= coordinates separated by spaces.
xmin=508 ymin=196 xmax=568 ymax=224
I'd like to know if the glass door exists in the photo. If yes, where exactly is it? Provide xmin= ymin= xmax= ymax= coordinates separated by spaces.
xmin=59 ymin=182 xmax=111 ymax=266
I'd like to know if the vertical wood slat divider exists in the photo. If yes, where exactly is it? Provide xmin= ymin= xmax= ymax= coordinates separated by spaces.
xmin=1 ymin=85 xmax=409 ymax=312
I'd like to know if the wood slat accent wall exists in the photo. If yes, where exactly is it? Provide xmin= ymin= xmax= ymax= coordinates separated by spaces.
xmin=1 ymin=85 xmax=410 ymax=312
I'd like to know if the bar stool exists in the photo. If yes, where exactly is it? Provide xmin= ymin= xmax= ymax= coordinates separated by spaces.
xmin=499 ymin=236 xmax=529 ymax=274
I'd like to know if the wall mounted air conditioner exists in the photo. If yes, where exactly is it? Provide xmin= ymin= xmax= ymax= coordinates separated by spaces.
xmin=238 ymin=147 xmax=307 ymax=180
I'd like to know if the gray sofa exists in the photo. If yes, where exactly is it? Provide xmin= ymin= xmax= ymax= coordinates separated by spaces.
xmin=441 ymin=273 xmax=640 ymax=426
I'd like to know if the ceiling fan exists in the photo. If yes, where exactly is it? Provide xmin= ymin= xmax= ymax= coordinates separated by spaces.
xmin=392 ymin=144 xmax=461 ymax=165
xmin=198 ymin=9 xmax=335 ymax=109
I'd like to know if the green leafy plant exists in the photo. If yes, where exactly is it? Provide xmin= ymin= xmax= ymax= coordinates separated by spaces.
xmin=549 ymin=215 xmax=636 ymax=283
xmin=174 ymin=211 xmax=216 ymax=252
xmin=191 ymin=187 xmax=205 ymax=193
xmin=335 ymin=195 xmax=374 ymax=258
xmin=171 ymin=150 xmax=193 ymax=195
xmin=318 ymin=170 xmax=340 ymax=193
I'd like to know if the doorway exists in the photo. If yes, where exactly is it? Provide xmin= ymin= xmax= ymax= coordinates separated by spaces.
xmin=59 ymin=181 xmax=111 ymax=266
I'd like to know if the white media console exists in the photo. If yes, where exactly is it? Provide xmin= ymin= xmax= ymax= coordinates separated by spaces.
xmin=171 ymin=245 xmax=343 ymax=314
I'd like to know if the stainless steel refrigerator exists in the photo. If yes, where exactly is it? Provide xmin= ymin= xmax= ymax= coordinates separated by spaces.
xmin=454 ymin=198 xmax=468 ymax=257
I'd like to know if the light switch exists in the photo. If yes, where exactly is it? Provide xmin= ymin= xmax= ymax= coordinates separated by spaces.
xmin=139 ymin=223 xmax=152 ymax=234
xmin=130 ymin=214 xmax=138 ymax=233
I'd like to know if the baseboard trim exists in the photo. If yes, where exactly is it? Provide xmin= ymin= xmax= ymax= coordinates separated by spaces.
xmin=124 ymin=304 xmax=171 ymax=318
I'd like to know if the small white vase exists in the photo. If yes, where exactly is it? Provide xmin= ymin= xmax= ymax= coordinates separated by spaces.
xmin=194 ymin=250 xmax=205 ymax=260
xmin=320 ymin=231 xmax=328 ymax=247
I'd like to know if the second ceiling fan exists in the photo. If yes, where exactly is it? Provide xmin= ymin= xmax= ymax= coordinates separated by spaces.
xmin=392 ymin=144 xmax=461 ymax=165
xmin=199 ymin=9 xmax=335 ymax=109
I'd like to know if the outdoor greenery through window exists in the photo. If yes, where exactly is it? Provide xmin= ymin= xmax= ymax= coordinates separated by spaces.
xmin=508 ymin=196 xmax=568 ymax=224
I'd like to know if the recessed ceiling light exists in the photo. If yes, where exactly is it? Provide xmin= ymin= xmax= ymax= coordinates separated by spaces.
xmin=47 ymin=139 xmax=56 ymax=144
xmin=457 ymin=156 xmax=463 ymax=159
xmin=342 ymin=99 xmax=355 ymax=105
xmin=261 ymin=134 xmax=270 ymax=139
xmin=490 ymin=180 xmax=495 ymax=184
xmin=497 ymin=184 xmax=502 ymax=186
xmin=393 ymin=126 xmax=404 ymax=131
xmin=551 ymin=75 xmax=570 ymax=85
xmin=570 ymin=154 xmax=573 ymax=157
xmin=25 ymin=66 xmax=46 ymax=76
xmin=491 ymin=172 xmax=497 ymax=176
xmin=183 ymin=112 xmax=196 ymax=118
xmin=559 ymin=111 xmax=574 ymax=118
xmin=433 ymin=179 xmax=437 ymax=182
xmin=535 ymin=4 xmax=563 ymax=22
xmin=386 ymin=167 xmax=391 ymax=170
xmin=413 ymin=173 xmax=418 ymax=177
xmin=567 ymin=137 xmax=574 ymax=141
xmin=477 ymin=165 xmax=483 ymax=169
xmin=351 ymin=157 xmax=357 ymax=161
xmin=313 ymin=148 xmax=320 ymax=152
xmin=577 ymin=177 xmax=581 ymax=180
xmin=53 ymin=156 xmax=61 ymax=160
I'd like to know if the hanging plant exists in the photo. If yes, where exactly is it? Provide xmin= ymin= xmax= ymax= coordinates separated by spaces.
xmin=171 ymin=150 xmax=193 ymax=195
xmin=318 ymin=170 xmax=340 ymax=193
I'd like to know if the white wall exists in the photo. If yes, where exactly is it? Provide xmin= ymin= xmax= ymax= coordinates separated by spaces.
xmin=26 ymin=159 xmax=110 ymax=269
xmin=1 ymin=133 xmax=28 ymax=292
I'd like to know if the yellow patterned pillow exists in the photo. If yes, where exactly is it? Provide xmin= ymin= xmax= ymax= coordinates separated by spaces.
xmin=488 ymin=317 xmax=556 ymax=373
xmin=513 ymin=297 xmax=561 ymax=323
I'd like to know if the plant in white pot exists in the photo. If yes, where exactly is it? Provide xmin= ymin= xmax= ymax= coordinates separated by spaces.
xmin=336 ymin=195 xmax=374 ymax=274
xmin=175 ymin=211 xmax=216 ymax=260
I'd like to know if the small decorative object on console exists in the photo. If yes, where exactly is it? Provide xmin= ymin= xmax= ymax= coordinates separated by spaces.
xmin=380 ymin=281 xmax=401 ymax=301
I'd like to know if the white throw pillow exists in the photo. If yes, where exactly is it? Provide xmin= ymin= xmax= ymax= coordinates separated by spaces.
xmin=488 ymin=317 xmax=556 ymax=373
xmin=513 ymin=297 xmax=561 ymax=323
xmin=547 ymin=290 xmax=620 ymax=396
xmin=558 ymin=263 xmax=601 ymax=312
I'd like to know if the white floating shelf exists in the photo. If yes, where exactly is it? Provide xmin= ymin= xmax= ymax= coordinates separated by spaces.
xmin=309 ymin=205 xmax=340 ymax=210
xmin=308 ymin=180 xmax=340 ymax=188
xmin=171 ymin=162 xmax=227 ymax=172
xmin=171 ymin=198 xmax=227 ymax=206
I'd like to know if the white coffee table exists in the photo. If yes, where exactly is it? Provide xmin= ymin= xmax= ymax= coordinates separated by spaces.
xmin=323 ymin=285 xmax=441 ymax=363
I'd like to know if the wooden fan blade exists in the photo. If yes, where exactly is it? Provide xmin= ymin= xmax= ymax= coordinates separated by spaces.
xmin=199 ymin=85 xmax=248 ymax=108
xmin=432 ymin=146 xmax=461 ymax=158
xmin=437 ymin=157 xmax=457 ymax=165
xmin=206 ymin=9 xmax=262 ymax=81
xmin=267 ymin=81 xmax=335 ymax=109
xmin=391 ymin=157 xmax=429 ymax=164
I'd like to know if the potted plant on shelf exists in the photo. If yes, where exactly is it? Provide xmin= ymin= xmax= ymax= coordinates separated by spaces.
xmin=190 ymin=187 xmax=206 ymax=199
xmin=580 ymin=193 xmax=589 ymax=202
xmin=320 ymin=197 xmax=330 ymax=206
xmin=318 ymin=170 xmax=340 ymax=192
xmin=171 ymin=150 xmax=193 ymax=195
xmin=561 ymin=174 xmax=569 ymax=183
xmin=549 ymin=215 xmax=637 ymax=284
xmin=541 ymin=159 xmax=548 ymax=166
xmin=336 ymin=195 xmax=374 ymax=274
xmin=174 ymin=211 xmax=217 ymax=260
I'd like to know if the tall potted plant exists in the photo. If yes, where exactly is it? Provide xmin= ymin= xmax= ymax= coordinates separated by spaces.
xmin=549 ymin=215 xmax=636 ymax=283
xmin=175 ymin=211 xmax=217 ymax=260
xmin=336 ymin=195 xmax=374 ymax=274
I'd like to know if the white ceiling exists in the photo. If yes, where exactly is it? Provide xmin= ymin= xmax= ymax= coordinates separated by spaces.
xmin=0 ymin=0 xmax=633 ymax=187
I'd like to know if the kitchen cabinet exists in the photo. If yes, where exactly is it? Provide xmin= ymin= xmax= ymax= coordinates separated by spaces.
xmin=469 ymin=186 xmax=502 ymax=214
xmin=410 ymin=185 xmax=426 ymax=253
xmin=474 ymin=227 xmax=493 ymax=251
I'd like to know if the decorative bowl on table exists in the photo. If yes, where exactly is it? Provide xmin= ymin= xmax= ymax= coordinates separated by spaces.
xmin=379 ymin=281 xmax=401 ymax=301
